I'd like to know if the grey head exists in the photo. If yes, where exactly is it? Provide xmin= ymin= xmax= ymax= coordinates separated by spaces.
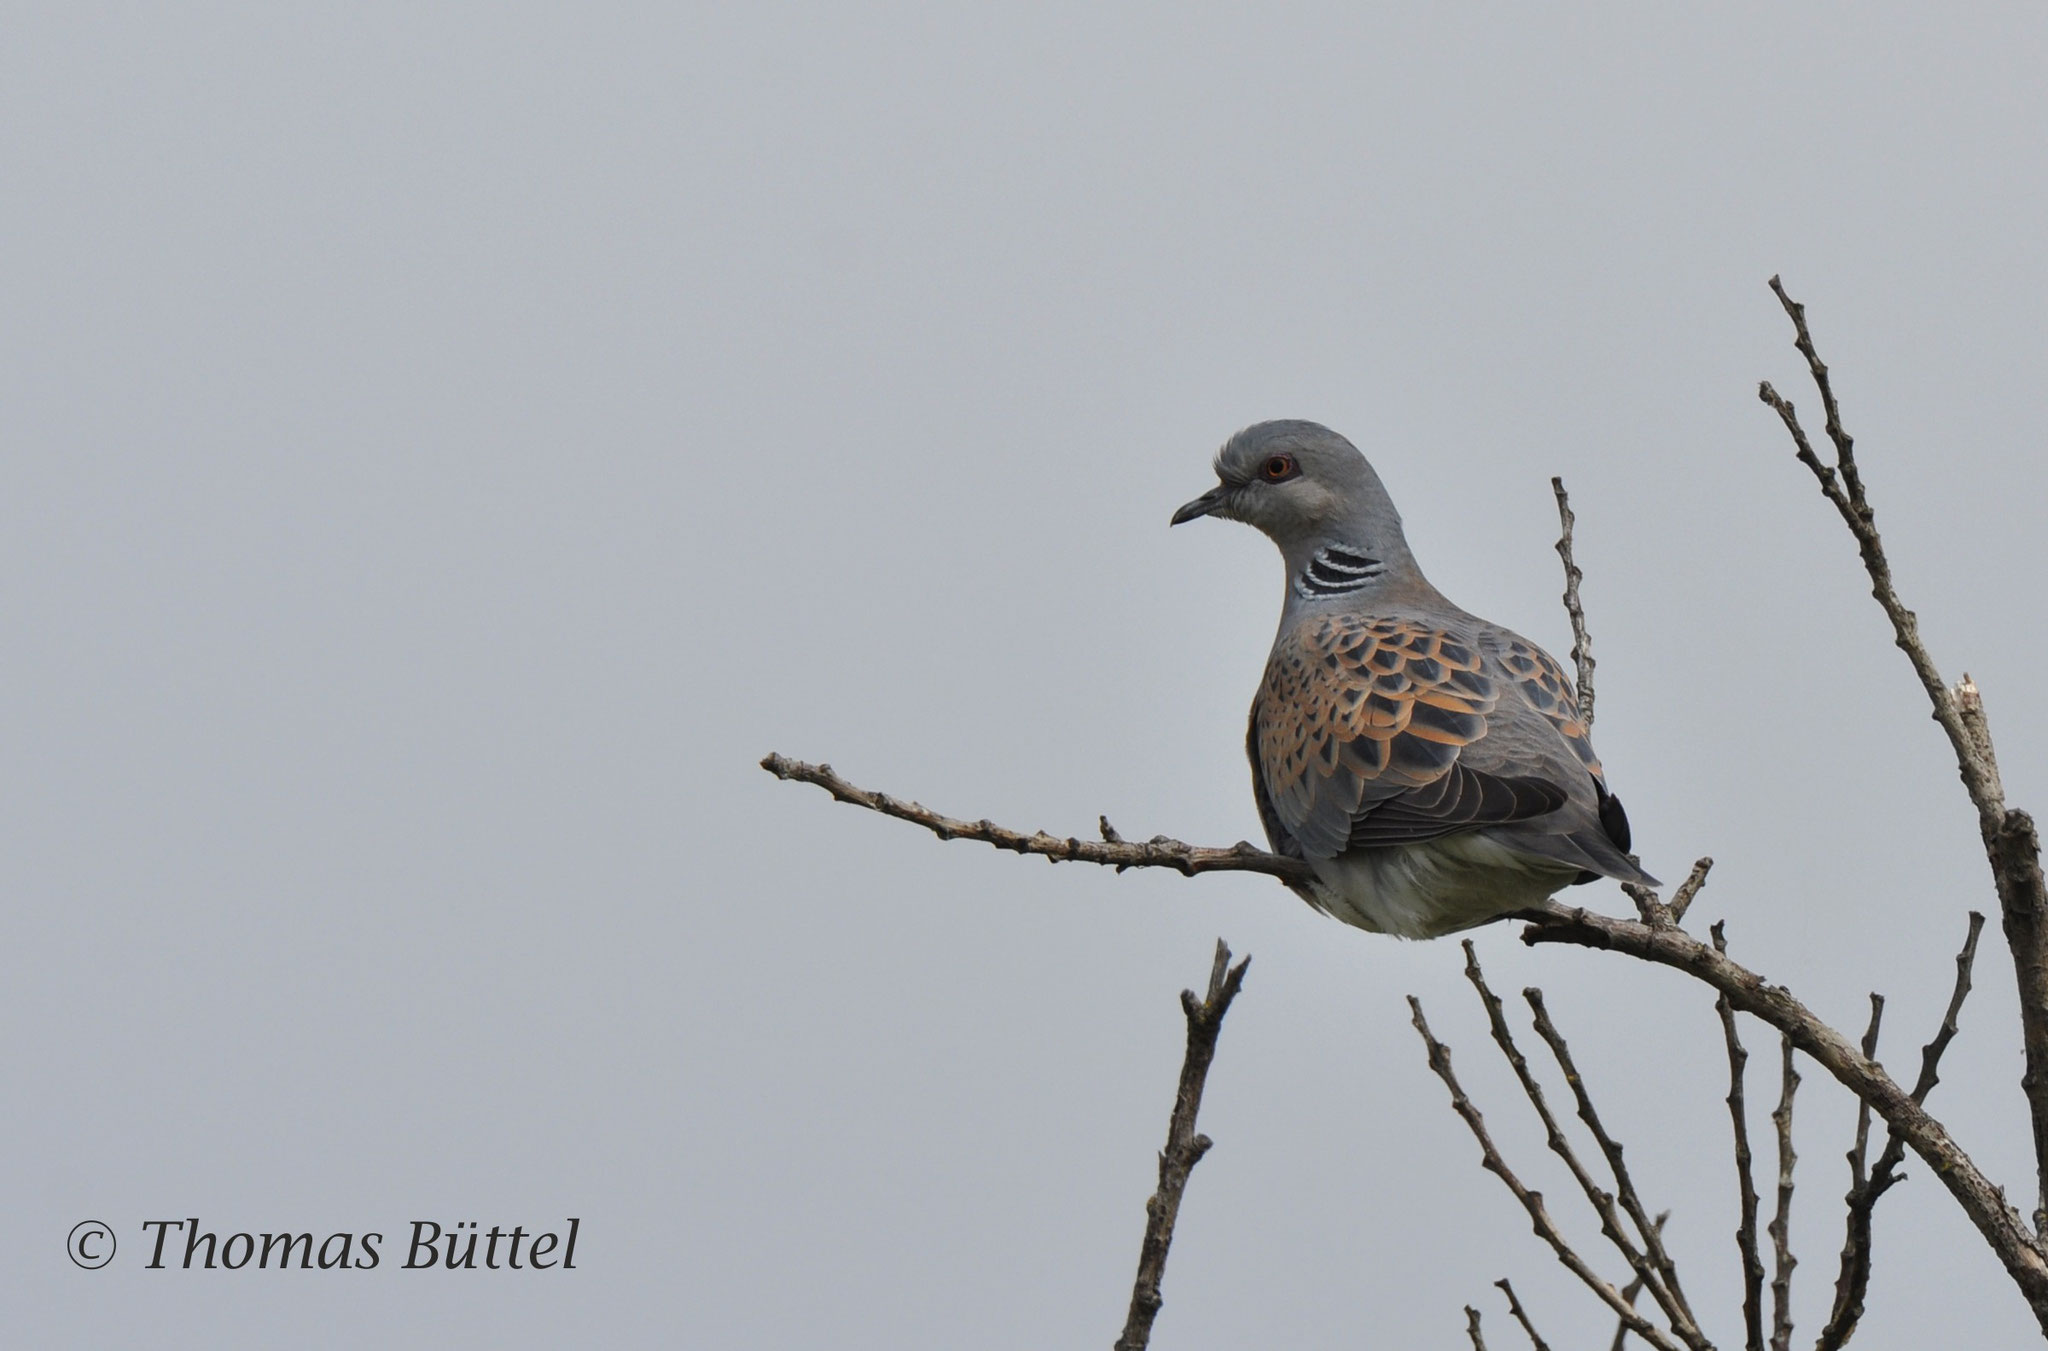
xmin=1171 ymin=420 xmax=1433 ymax=606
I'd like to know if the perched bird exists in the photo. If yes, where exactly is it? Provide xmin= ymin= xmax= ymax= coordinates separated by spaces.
xmin=1172 ymin=420 xmax=1656 ymax=938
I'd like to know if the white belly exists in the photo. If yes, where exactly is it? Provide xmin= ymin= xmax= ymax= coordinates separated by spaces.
xmin=1303 ymin=832 xmax=1579 ymax=939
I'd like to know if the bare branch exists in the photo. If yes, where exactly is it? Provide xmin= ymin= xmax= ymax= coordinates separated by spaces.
xmin=1817 ymin=913 xmax=1987 ymax=1350
xmin=1621 ymin=881 xmax=1672 ymax=929
xmin=1524 ymin=988 xmax=1702 ymax=1340
xmin=1758 ymin=280 xmax=2001 ymax=818
xmin=1912 ymin=912 xmax=1988 ymax=1107
xmin=1115 ymin=939 xmax=1251 ymax=1351
xmin=1956 ymin=675 xmax=2008 ymax=805
xmin=762 ymin=750 xmax=2032 ymax=1312
xmin=1760 ymin=285 xmax=1947 ymax=764
xmin=1459 ymin=946 xmax=1705 ymax=1347
xmin=1814 ymin=997 xmax=1885 ymax=1351
xmin=1495 ymin=1277 xmax=1555 ymax=1351
xmin=1610 ymin=847 xmax=1700 ymax=933
xmin=1408 ymin=996 xmax=1686 ymax=1351
xmin=1769 ymin=1036 xmax=1800 ymax=1351
xmin=760 ymin=753 xmax=1313 ymax=886
xmin=1467 ymin=1305 xmax=1490 ymax=1351
xmin=1995 ymin=808 xmax=2048 ymax=1235
xmin=1712 ymin=924 xmax=1766 ymax=1351
xmin=1852 ymin=996 xmax=1886 ymax=1187
xmin=1551 ymin=476 xmax=1596 ymax=733
xmin=1851 ymin=995 xmax=1886 ymax=1195
xmin=1668 ymin=858 xmax=1715 ymax=926
xmin=1761 ymin=278 xmax=2048 ymax=1232
xmin=1549 ymin=480 xmax=1688 ymax=937
xmin=1611 ymin=1215 xmax=1672 ymax=1351
xmin=1523 ymin=904 xmax=2048 ymax=1334
xmin=1755 ymin=362 xmax=1952 ymax=779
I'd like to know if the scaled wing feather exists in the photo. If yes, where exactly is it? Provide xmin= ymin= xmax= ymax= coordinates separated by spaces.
xmin=1252 ymin=615 xmax=1566 ymax=859
xmin=1489 ymin=634 xmax=1603 ymax=777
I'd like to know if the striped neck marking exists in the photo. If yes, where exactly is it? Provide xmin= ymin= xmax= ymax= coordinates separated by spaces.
xmin=1294 ymin=545 xmax=1386 ymax=599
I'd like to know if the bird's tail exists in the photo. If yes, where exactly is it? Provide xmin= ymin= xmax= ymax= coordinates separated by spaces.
xmin=1497 ymin=817 xmax=1661 ymax=889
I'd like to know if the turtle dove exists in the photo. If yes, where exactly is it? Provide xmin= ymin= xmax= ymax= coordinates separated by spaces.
xmin=1172 ymin=420 xmax=1656 ymax=938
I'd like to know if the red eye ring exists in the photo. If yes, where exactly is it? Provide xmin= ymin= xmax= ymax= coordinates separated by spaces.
xmin=1260 ymin=454 xmax=1297 ymax=482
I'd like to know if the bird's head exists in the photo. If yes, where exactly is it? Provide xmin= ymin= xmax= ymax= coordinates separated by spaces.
xmin=1171 ymin=421 xmax=1418 ymax=585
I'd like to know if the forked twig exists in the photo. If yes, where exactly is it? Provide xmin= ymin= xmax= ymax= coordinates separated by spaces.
xmin=1814 ymin=994 xmax=1883 ymax=1351
xmin=1408 ymin=996 xmax=1685 ymax=1351
xmin=1458 ymin=946 xmax=1705 ymax=1348
xmin=1620 ymin=859 xmax=1711 ymax=934
xmin=763 ymin=745 xmax=2048 ymax=1323
xmin=1115 ymin=940 xmax=1251 ymax=1351
xmin=1816 ymin=913 xmax=1987 ymax=1349
xmin=1761 ymin=276 xmax=2048 ymax=1236
xmin=1610 ymin=1215 xmax=1672 ymax=1351
xmin=1520 ymin=902 xmax=2048 ymax=1323
xmin=1525 ymin=989 xmax=1701 ymax=1339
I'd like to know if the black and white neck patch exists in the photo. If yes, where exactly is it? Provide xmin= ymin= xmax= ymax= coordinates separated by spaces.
xmin=1294 ymin=545 xmax=1386 ymax=600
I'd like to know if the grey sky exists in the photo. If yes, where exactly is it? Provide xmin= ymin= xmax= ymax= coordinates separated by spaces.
xmin=5 ymin=5 xmax=2046 ymax=1347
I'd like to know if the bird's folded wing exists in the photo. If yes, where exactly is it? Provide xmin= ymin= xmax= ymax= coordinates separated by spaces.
xmin=1488 ymin=632 xmax=1603 ymax=778
xmin=1252 ymin=614 xmax=1566 ymax=859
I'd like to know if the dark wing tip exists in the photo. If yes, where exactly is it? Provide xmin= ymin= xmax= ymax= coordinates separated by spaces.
xmin=1597 ymin=785 xmax=1633 ymax=855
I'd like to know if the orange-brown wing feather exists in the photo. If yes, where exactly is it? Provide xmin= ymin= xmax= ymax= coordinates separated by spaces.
xmin=1491 ymin=636 xmax=1602 ymax=778
xmin=1254 ymin=615 xmax=1557 ymax=858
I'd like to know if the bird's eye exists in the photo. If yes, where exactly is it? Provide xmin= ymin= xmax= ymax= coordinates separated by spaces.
xmin=1260 ymin=454 xmax=1297 ymax=482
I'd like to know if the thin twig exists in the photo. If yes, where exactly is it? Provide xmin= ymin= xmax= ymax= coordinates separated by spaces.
xmin=1759 ymin=277 xmax=2002 ymax=819
xmin=1408 ymin=996 xmax=1685 ymax=1351
xmin=1761 ymin=277 xmax=2048 ymax=1235
xmin=1756 ymin=349 xmax=1997 ymax=817
xmin=1459 ymin=946 xmax=1705 ymax=1347
xmin=1622 ymin=857 xmax=1714 ymax=934
xmin=1525 ymin=989 xmax=1702 ymax=1341
xmin=1769 ymin=1036 xmax=1800 ymax=1351
xmin=1621 ymin=881 xmax=1672 ymax=929
xmin=1551 ymin=476 xmax=1595 ymax=733
xmin=767 ymin=737 xmax=2048 ymax=1332
xmin=1815 ymin=993 xmax=1884 ymax=1351
xmin=760 ymin=753 xmax=1313 ymax=885
xmin=1813 ymin=997 xmax=1885 ymax=1351
xmin=1522 ymin=902 xmax=2048 ymax=1333
xmin=1712 ymin=924 xmax=1766 ymax=1351
xmin=1912 ymin=912 xmax=1989 ymax=1107
xmin=1816 ymin=913 xmax=1987 ymax=1350
xmin=1495 ymin=1277 xmax=1555 ymax=1351
xmin=1852 ymin=996 xmax=1886 ymax=1195
xmin=1115 ymin=939 xmax=1251 ymax=1351
xmin=1467 ymin=1305 xmax=1490 ymax=1351
xmin=1611 ymin=1215 xmax=1672 ymax=1351
xmin=1668 ymin=859 xmax=1716 ymax=926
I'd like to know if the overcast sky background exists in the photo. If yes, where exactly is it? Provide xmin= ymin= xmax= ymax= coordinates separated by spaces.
xmin=6 ymin=5 xmax=2048 ymax=1347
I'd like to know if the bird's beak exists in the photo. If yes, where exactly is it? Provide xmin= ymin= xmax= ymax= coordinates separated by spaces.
xmin=1170 ymin=485 xmax=1231 ymax=526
